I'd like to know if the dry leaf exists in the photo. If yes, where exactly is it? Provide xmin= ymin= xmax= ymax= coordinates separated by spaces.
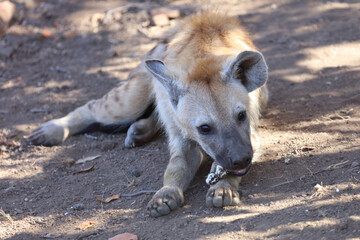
xmin=75 ymin=155 xmax=101 ymax=164
xmin=79 ymin=221 xmax=95 ymax=230
xmin=95 ymin=196 xmax=106 ymax=202
xmin=95 ymin=194 xmax=120 ymax=203
xmin=73 ymin=165 xmax=94 ymax=174
xmin=105 ymin=194 xmax=120 ymax=203
xmin=109 ymin=232 xmax=138 ymax=240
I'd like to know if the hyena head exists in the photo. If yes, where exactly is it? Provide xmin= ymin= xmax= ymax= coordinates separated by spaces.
xmin=146 ymin=51 xmax=268 ymax=176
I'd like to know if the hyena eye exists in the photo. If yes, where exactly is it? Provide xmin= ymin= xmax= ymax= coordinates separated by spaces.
xmin=238 ymin=111 xmax=247 ymax=122
xmin=198 ymin=124 xmax=212 ymax=135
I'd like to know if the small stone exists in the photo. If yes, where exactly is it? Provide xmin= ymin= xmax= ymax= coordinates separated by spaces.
xmin=284 ymin=158 xmax=291 ymax=164
xmin=152 ymin=14 xmax=170 ymax=26
xmin=109 ymin=233 xmax=138 ymax=240
xmin=351 ymin=161 xmax=359 ymax=168
xmin=70 ymin=203 xmax=84 ymax=211
xmin=131 ymin=169 xmax=141 ymax=177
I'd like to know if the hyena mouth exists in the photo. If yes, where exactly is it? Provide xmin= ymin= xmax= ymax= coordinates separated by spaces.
xmin=226 ymin=164 xmax=252 ymax=176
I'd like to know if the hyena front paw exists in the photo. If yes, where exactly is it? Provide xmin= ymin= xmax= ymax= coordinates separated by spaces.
xmin=125 ymin=119 xmax=157 ymax=148
xmin=147 ymin=186 xmax=184 ymax=217
xmin=206 ymin=180 xmax=241 ymax=208
xmin=29 ymin=121 xmax=68 ymax=146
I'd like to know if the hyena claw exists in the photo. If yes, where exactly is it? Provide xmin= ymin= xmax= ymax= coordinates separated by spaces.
xmin=206 ymin=180 xmax=241 ymax=208
xmin=147 ymin=186 xmax=184 ymax=217
xmin=29 ymin=121 xmax=68 ymax=146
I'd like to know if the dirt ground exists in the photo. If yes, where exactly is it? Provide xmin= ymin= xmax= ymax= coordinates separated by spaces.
xmin=1 ymin=0 xmax=360 ymax=239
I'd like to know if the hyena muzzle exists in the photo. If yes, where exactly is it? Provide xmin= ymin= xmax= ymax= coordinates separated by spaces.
xmin=29 ymin=12 xmax=268 ymax=217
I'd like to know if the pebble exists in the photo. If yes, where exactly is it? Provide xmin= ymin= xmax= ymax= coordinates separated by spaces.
xmin=109 ymin=233 xmax=138 ymax=240
xmin=70 ymin=203 xmax=84 ymax=211
xmin=131 ymin=169 xmax=141 ymax=177
xmin=284 ymin=158 xmax=291 ymax=164
xmin=351 ymin=161 xmax=359 ymax=168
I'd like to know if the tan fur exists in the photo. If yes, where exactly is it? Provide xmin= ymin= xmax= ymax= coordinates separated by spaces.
xmin=29 ymin=12 xmax=268 ymax=217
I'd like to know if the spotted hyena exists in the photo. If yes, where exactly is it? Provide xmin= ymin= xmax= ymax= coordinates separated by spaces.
xmin=30 ymin=12 xmax=268 ymax=217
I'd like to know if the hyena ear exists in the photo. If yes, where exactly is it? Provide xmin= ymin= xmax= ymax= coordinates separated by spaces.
xmin=145 ymin=59 xmax=184 ymax=108
xmin=229 ymin=51 xmax=268 ymax=92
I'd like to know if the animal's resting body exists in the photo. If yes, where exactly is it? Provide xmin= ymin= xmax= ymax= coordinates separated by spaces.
xmin=29 ymin=12 xmax=269 ymax=217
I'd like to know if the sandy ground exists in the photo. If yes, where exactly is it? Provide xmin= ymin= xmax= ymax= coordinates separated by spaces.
xmin=1 ymin=0 xmax=360 ymax=239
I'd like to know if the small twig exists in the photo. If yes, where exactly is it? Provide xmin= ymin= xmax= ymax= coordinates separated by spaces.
xmin=121 ymin=169 xmax=132 ymax=185
xmin=342 ymin=93 xmax=360 ymax=103
xmin=73 ymin=165 xmax=95 ymax=174
xmin=120 ymin=190 xmax=157 ymax=198
xmin=95 ymin=190 xmax=157 ymax=203
xmin=313 ymin=160 xmax=350 ymax=175
xmin=137 ymin=25 xmax=152 ymax=39
xmin=335 ymin=112 xmax=345 ymax=119
xmin=271 ymin=180 xmax=294 ymax=189
xmin=271 ymin=161 xmax=351 ymax=189
xmin=30 ymin=108 xmax=48 ymax=113
xmin=84 ymin=133 xmax=98 ymax=140
xmin=0 ymin=209 xmax=13 ymax=224
xmin=326 ymin=160 xmax=350 ymax=170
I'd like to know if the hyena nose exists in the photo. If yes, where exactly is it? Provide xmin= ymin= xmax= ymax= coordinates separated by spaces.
xmin=231 ymin=156 xmax=252 ymax=169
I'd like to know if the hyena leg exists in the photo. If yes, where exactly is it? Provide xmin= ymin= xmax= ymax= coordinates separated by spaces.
xmin=124 ymin=111 xmax=161 ymax=148
xmin=147 ymin=139 xmax=203 ymax=217
xmin=206 ymin=162 xmax=242 ymax=208
xmin=29 ymin=70 xmax=154 ymax=146
xmin=206 ymin=175 xmax=242 ymax=208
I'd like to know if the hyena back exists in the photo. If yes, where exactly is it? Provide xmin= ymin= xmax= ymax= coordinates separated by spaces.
xmin=29 ymin=12 xmax=268 ymax=217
